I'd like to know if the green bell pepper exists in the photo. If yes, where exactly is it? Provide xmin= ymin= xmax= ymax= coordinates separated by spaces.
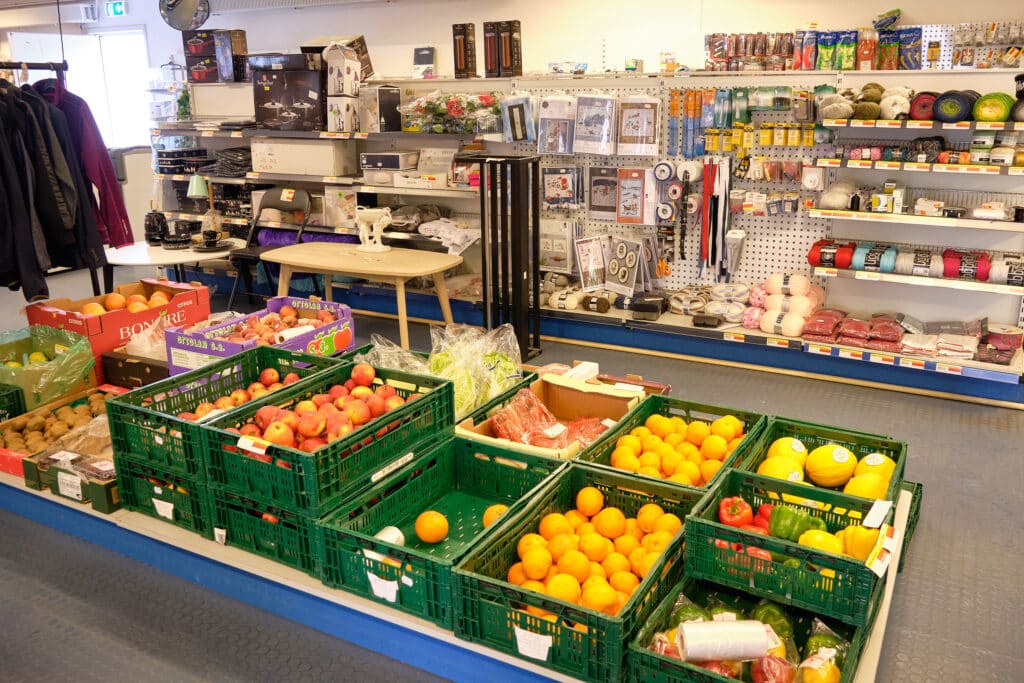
xmin=805 ymin=632 xmax=849 ymax=669
xmin=807 ymin=516 xmax=827 ymax=532
xmin=768 ymin=504 xmax=817 ymax=542
xmin=751 ymin=600 xmax=794 ymax=639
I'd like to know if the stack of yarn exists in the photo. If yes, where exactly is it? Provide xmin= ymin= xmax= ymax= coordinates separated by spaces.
xmin=740 ymin=273 xmax=826 ymax=338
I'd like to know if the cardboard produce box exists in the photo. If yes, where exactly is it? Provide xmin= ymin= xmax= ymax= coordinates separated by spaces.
xmin=455 ymin=374 xmax=641 ymax=460
xmin=0 ymin=326 xmax=96 ymax=411
xmin=101 ymin=349 xmax=170 ymax=389
xmin=25 ymin=278 xmax=210 ymax=385
xmin=164 ymin=297 xmax=355 ymax=375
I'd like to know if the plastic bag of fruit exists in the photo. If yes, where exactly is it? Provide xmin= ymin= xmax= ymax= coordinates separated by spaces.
xmin=124 ymin=313 xmax=180 ymax=361
xmin=355 ymin=334 xmax=431 ymax=375
xmin=795 ymin=618 xmax=850 ymax=683
xmin=0 ymin=326 xmax=94 ymax=410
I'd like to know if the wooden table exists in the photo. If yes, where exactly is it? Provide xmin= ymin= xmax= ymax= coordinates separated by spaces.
xmin=103 ymin=239 xmax=244 ymax=292
xmin=260 ymin=242 xmax=463 ymax=348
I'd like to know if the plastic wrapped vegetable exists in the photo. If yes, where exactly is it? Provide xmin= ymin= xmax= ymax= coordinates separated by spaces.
xmin=803 ymin=619 xmax=850 ymax=670
xmin=0 ymin=326 xmax=94 ymax=410
xmin=354 ymin=333 xmax=431 ymax=375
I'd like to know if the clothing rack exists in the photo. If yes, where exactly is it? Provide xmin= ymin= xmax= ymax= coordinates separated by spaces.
xmin=0 ymin=61 xmax=68 ymax=87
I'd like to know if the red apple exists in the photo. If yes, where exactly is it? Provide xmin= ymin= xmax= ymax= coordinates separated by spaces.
xmin=294 ymin=400 xmax=318 ymax=416
xmin=250 ymin=385 xmax=269 ymax=400
xmin=317 ymin=402 xmax=339 ymax=416
xmin=177 ymin=411 xmax=197 ymax=421
xmin=311 ymin=393 xmax=332 ymax=407
xmin=298 ymin=437 xmax=326 ymax=453
xmin=366 ymin=394 xmax=386 ymax=418
xmin=229 ymin=389 xmax=251 ymax=406
xmin=279 ymin=304 xmax=297 ymax=318
xmin=327 ymin=384 xmax=348 ymax=400
xmin=260 ymin=367 xmax=281 ymax=387
xmin=267 ymin=382 xmax=284 ymax=391
xmin=325 ymin=412 xmax=350 ymax=430
xmin=214 ymin=396 xmax=236 ymax=411
xmin=239 ymin=423 xmax=263 ymax=438
xmin=280 ymin=314 xmax=298 ymax=327
xmin=350 ymin=363 xmax=376 ymax=387
xmin=261 ymin=512 xmax=279 ymax=524
xmin=297 ymin=413 xmax=326 ymax=438
xmin=263 ymin=421 xmax=295 ymax=448
xmin=247 ymin=382 xmax=265 ymax=395
xmin=406 ymin=393 xmax=422 ymax=403
xmin=255 ymin=405 xmax=280 ymax=431
xmin=275 ymin=459 xmax=293 ymax=469
xmin=350 ymin=385 xmax=374 ymax=400
xmin=344 ymin=400 xmax=371 ymax=426
xmin=194 ymin=402 xmax=216 ymax=419
xmin=327 ymin=422 xmax=354 ymax=443
xmin=374 ymin=384 xmax=397 ymax=399
xmin=249 ymin=452 xmax=273 ymax=463
xmin=344 ymin=379 xmax=357 ymax=392
xmin=384 ymin=395 xmax=406 ymax=412
xmin=317 ymin=309 xmax=336 ymax=323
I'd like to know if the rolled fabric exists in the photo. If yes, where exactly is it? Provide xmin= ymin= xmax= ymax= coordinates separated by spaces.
xmin=705 ymin=300 xmax=745 ymax=323
xmin=765 ymin=273 xmax=811 ymax=296
xmin=710 ymin=282 xmax=751 ymax=303
xmin=764 ymin=294 xmax=815 ymax=318
xmin=852 ymin=243 xmax=898 ymax=272
xmin=808 ymin=239 xmax=855 ymax=269
xmin=748 ymin=284 xmax=768 ymax=308
xmin=895 ymin=249 xmax=944 ymax=277
xmin=741 ymin=306 xmax=764 ymax=329
xmin=942 ymin=249 xmax=991 ymax=281
xmin=760 ymin=311 xmax=805 ymax=337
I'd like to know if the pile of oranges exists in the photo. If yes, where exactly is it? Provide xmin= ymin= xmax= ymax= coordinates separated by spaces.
xmin=606 ymin=413 xmax=746 ymax=487
xmin=506 ymin=485 xmax=682 ymax=620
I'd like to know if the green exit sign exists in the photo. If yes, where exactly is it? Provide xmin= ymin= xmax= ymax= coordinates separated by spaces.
xmin=104 ymin=1 xmax=127 ymax=17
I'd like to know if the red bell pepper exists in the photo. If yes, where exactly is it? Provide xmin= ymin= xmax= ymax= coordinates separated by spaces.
xmin=751 ymin=504 xmax=772 ymax=531
xmin=740 ymin=524 xmax=768 ymax=535
xmin=718 ymin=496 xmax=753 ymax=527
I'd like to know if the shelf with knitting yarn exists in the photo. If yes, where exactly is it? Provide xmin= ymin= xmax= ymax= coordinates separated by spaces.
xmin=813 ymin=159 xmax=1024 ymax=180
xmin=802 ymin=340 xmax=1023 ymax=383
xmin=807 ymin=209 xmax=1024 ymax=234
xmin=813 ymin=266 xmax=1024 ymax=296
xmin=821 ymin=119 xmax=1024 ymax=132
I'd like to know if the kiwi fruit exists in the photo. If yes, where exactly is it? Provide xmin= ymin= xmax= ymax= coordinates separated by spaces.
xmin=9 ymin=416 xmax=29 ymax=432
xmin=48 ymin=423 xmax=70 ymax=439
xmin=25 ymin=416 xmax=45 ymax=432
xmin=72 ymin=416 xmax=92 ymax=429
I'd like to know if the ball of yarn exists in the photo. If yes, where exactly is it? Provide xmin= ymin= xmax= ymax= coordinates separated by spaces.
xmin=765 ymin=273 xmax=810 ymax=296
xmin=989 ymin=256 xmax=1024 ymax=286
xmin=759 ymin=311 xmax=805 ymax=337
xmin=895 ymin=249 xmax=944 ymax=277
xmin=580 ymin=294 xmax=610 ymax=313
xmin=765 ymin=294 xmax=815 ymax=318
xmin=748 ymin=284 xmax=768 ymax=308
xmin=741 ymin=306 xmax=764 ymax=330
xmin=549 ymin=289 xmax=581 ymax=310
xmin=705 ymin=300 xmax=745 ymax=323
xmin=808 ymin=284 xmax=827 ymax=309
xmin=710 ymin=282 xmax=750 ymax=304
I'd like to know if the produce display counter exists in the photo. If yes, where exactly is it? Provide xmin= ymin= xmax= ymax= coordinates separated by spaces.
xmin=0 ymin=470 xmax=915 ymax=682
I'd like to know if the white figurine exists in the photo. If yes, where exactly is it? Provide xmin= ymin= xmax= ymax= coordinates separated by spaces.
xmin=355 ymin=206 xmax=393 ymax=252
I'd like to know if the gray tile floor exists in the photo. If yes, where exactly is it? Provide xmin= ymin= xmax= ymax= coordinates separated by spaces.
xmin=2 ymin=266 xmax=1022 ymax=681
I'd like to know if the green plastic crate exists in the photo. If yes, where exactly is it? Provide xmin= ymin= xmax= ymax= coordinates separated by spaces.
xmin=211 ymin=488 xmax=319 ymax=575
xmin=739 ymin=417 xmax=907 ymax=503
xmin=627 ymin=578 xmax=873 ymax=683
xmin=452 ymin=463 xmax=705 ymax=683
xmin=898 ymin=480 xmax=923 ymax=573
xmin=203 ymin=364 xmax=454 ymax=516
xmin=107 ymin=346 xmax=339 ymax=479
xmin=582 ymin=395 xmax=767 ymax=493
xmin=317 ymin=435 xmax=562 ymax=628
xmin=0 ymin=383 xmax=25 ymax=423
xmin=685 ymin=469 xmax=891 ymax=627
xmin=115 ymin=454 xmax=211 ymax=537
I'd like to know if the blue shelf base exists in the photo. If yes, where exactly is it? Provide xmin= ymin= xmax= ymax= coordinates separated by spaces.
xmin=0 ymin=481 xmax=551 ymax=683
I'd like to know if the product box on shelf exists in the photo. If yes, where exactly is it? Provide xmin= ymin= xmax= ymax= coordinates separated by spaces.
xmin=101 ymin=349 xmax=170 ymax=389
xmin=452 ymin=23 xmax=477 ymax=78
xmin=685 ymin=469 xmax=896 ymax=628
xmin=164 ymin=297 xmax=355 ymax=375
xmin=250 ymin=138 xmax=357 ymax=176
xmin=22 ymin=416 xmax=120 ymax=514
xmin=201 ymin=363 xmax=454 ymax=516
xmin=482 ymin=22 xmax=499 ymax=77
xmin=359 ymin=151 xmax=420 ymax=171
xmin=391 ymin=147 xmax=455 ymax=190
xmin=322 ymin=42 xmax=360 ymax=96
xmin=452 ymin=463 xmax=704 ymax=682
xmin=301 ymin=35 xmax=373 ymax=81
xmin=323 ymin=186 xmax=358 ymax=228
xmin=498 ymin=20 xmax=523 ymax=77
xmin=248 ymin=53 xmax=323 ymax=71
xmin=186 ymin=56 xmax=228 ymax=84
xmin=181 ymin=30 xmax=220 ymax=56
xmin=454 ymin=374 xmax=642 ymax=460
xmin=25 ymin=279 xmax=211 ymax=385
xmin=252 ymin=69 xmax=326 ymax=132
xmin=0 ymin=326 xmax=96 ymax=410
xmin=412 ymin=46 xmax=436 ymax=79
xmin=326 ymin=96 xmax=359 ymax=133
xmin=317 ymin=435 xmax=560 ymax=627
xmin=214 ymin=29 xmax=248 ymax=80
xmin=357 ymin=85 xmax=402 ymax=133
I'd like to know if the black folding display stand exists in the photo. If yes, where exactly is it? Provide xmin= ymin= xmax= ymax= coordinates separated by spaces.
xmin=458 ymin=153 xmax=542 ymax=360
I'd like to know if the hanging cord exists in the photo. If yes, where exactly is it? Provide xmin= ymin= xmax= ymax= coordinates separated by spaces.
xmin=55 ymin=0 xmax=67 ymax=86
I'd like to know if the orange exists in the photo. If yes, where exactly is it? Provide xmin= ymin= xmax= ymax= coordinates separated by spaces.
xmin=546 ymin=565 xmax=560 ymax=581
xmin=557 ymin=550 xmax=591 ymax=583
xmin=414 ymin=510 xmax=449 ymax=544
xmin=616 ymin=434 xmax=642 ymax=456
xmin=675 ymin=461 xmax=701 ymax=486
xmin=575 ymin=486 xmax=604 ymax=517
xmin=635 ymin=552 xmax=659 ymax=578
xmin=655 ymin=442 xmax=677 ymax=461
xmin=723 ymin=415 xmax=745 ymax=437
xmin=592 ymin=507 xmax=626 ymax=539
xmin=564 ymin=509 xmax=588 ymax=529
xmin=577 ymin=522 xmax=597 ymax=537
xmin=579 ymin=532 xmax=613 ymax=562
xmin=609 ymin=570 xmax=640 ymax=594
xmin=629 ymin=426 xmax=652 ymax=440
xmin=640 ymin=435 xmax=663 ymax=454
xmin=521 ymin=546 xmax=553 ymax=580
xmin=646 ymin=414 xmax=673 ymax=439
xmin=611 ymin=446 xmax=637 ymax=468
xmin=517 ymin=533 xmax=547 ymax=560
xmin=148 ymin=291 xmax=170 ymax=302
xmin=547 ymin=533 xmax=580 ymax=562
xmin=483 ymin=504 xmax=508 ymax=528
xmin=638 ymin=451 xmax=662 ymax=471
xmin=624 ymin=518 xmax=644 ymax=541
xmin=728 ymin=437 xmax=744 ymax=453
xmin=613 ymin=534 xmax=640 ymax=557
xmin=524 ymin=604 xmax=553 ymax=618
xmin=652 ymin=513 xmax=682 ymax=536
xmin=601 ymin=551 xmax=631 ymax=576
xmin=126 ymin=301 xmax=149 ymax=313
xmin=545 ymin=573 xmax=581 ymax=604
xmin=521 ymin=578 xmax=546 ymax=595
xmin=660 ymin=451 xmax=684 ymax=477
xmin=612 ymin=590 xmax=631 ymax=615
xmin=569 ymin=621 xmax=589 ymax=634
xmin=80 ymin=302 xmax=106 ymax=316
xmin=642 ymin=530 xmax=674 ymax=555
xmin=539 ymin=513 xmax=574 ymax=540
xmin=628 ymin=547 xmax=648 ymax=575
xmin=588 ymin=562 xmax=607 ymax=579
xmin=668 ymin=472 xmax=695 ymax=486
xmin=638 ymin=466 xmax=663 ymax=479
xmin=664 ymin=432 xmax=684 ymax=448
xmin=507 ymin=562 xmax=527 ymax=586
xmin=677 ymin=441 xmax=700 ymax=458
xmin=636 ymin=503 xmax=665 ymax=533
xmin=125 ymin=293 xmax=148 ymax=306
xmin=104 ymin=292 xmax=126 ymax=310
xmin=700 ymin=459 xmax=723 ymax=484
xmin=701 ymin=434 xmax=729 ymax=462
xmin=614 ymin=452 xmax=641 ymax=473
xmin=582 ymin=575 xmax=608 ymax=592
xmin=669 ymin=416 xmax=688 ymax=433
xmin=709 ymin=417 xmax=737 ymax=441
xmin=581 ymin=581 xmax=617 ymax=612
xmin=686 ymin=421 xmax=710 ymax=446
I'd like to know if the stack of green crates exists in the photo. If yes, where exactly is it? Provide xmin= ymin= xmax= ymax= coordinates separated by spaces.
xmin=108 ymin=346 xmax=339 ymax=537
xmin=0 ymin=382 xmax=25 ymax=423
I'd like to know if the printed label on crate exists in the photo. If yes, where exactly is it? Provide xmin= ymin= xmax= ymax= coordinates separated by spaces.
xmin=401 ymin=575 xmax=414 ymax=587
xmin=305 ymin=322 xmax=354 ymax=356
xmin=214 ymin=528 xmax=227 ymax=544
xmin=513 ymin=626 xmax=553 ymax=661
xmin=864 ymin=500 xmax=893 ymax=529
xmin=869 ymin=354 xmax=895 ymax=365
xmin=366 ymin=572 xmax=400 ymax=602
xmin=153 ymin=498 xmax=175 ymax=520
xmin=57 ymin=471 xmax=83 ymax=500
xmin=543 ymin=423 xmax=568 ymax=438
xmin=936 ymin=363 xmax=962 ymax=375
xmin=866 ymin=524 xmax=899 ymax=578
xmin=49 ymin=449 xmax=80 ymax=464
xmin=766 ymin=337 xmax=789 ymax=349
xmin=371 ymin=452 xmax=415 ymax=483
xmin=169 ymin=346 xmax=224 ymax=371
xmin=237 ymin=436 xmax=271 ymax=455
xmin=612 ymin=382 xmax=645 ymax=393
xmin=723 ymin=332 xmax=745 ymax=343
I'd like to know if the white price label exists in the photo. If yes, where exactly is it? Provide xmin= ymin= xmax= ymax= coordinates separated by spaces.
xmin=601 ymin=418 xmax=618 ymax=428
xmin=712 ymin=611 xmax=738 ymax=621
xmin=869 ymin=354 xmax=895 ymax=365
xmin=214 ymin=528 xmax=227 ymax=544
xmin=153 ymin=498 xmax=175 ymax=520
xmin=936 ymin=363 xmax=962 ymax=375
xmin=723 ymin=332 xmax=745 ymax=343
xmin=201 ymin=131 xmax=214 ymax=137
xmin=816 ymin=158 xmax=841 ymax=168
xmin=371 ymin=452 xmax=414 ymax=483
xmin=838 ymin=348 xmax=864 ymax=360
xmin=863 ymin=499 xmax=893 ymax=528
xmin=975 ymin=122 xmax=1005 ymax=130
xmin=850 ymin=120 xmax=875 ymax=128
xmin=513 ymin=626 xmax=553 ymax=661
xmin=808 ymin=344 xmax=833 ymax=356
xmin=401 ymin=575 xmax=414 ymax=587
xmin=767 ymin=337 xmax=789 ymax=348
xmin=543 ymin=423 xmax=568 ymax=438
xmin=366 ymin=572 xmax=400 ymax=602
xmin=612 ymin=382 xmax=645 ymax=393
xmin=765 ymin=625 xmax=782 ymax=650
xmin=57 ymin=471 xmax=83 ymax=500
xmin=906 ymin=121 xmax=933 ymax=129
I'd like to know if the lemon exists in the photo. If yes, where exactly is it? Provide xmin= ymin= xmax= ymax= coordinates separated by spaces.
xmin=805 ymin=444 xmax=856 ymax=487
xmin=766 ymin=436 xmax=807 ymax=467
xmin=757 ymin=456 xmax=805 ymax=483
xmin=28 ymin=351 xmax=49 ymax=364
xmin=843 ymin=472 xmax=888 ymax=500
xmin=854 ymin=452 xmax=896 ymax=481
